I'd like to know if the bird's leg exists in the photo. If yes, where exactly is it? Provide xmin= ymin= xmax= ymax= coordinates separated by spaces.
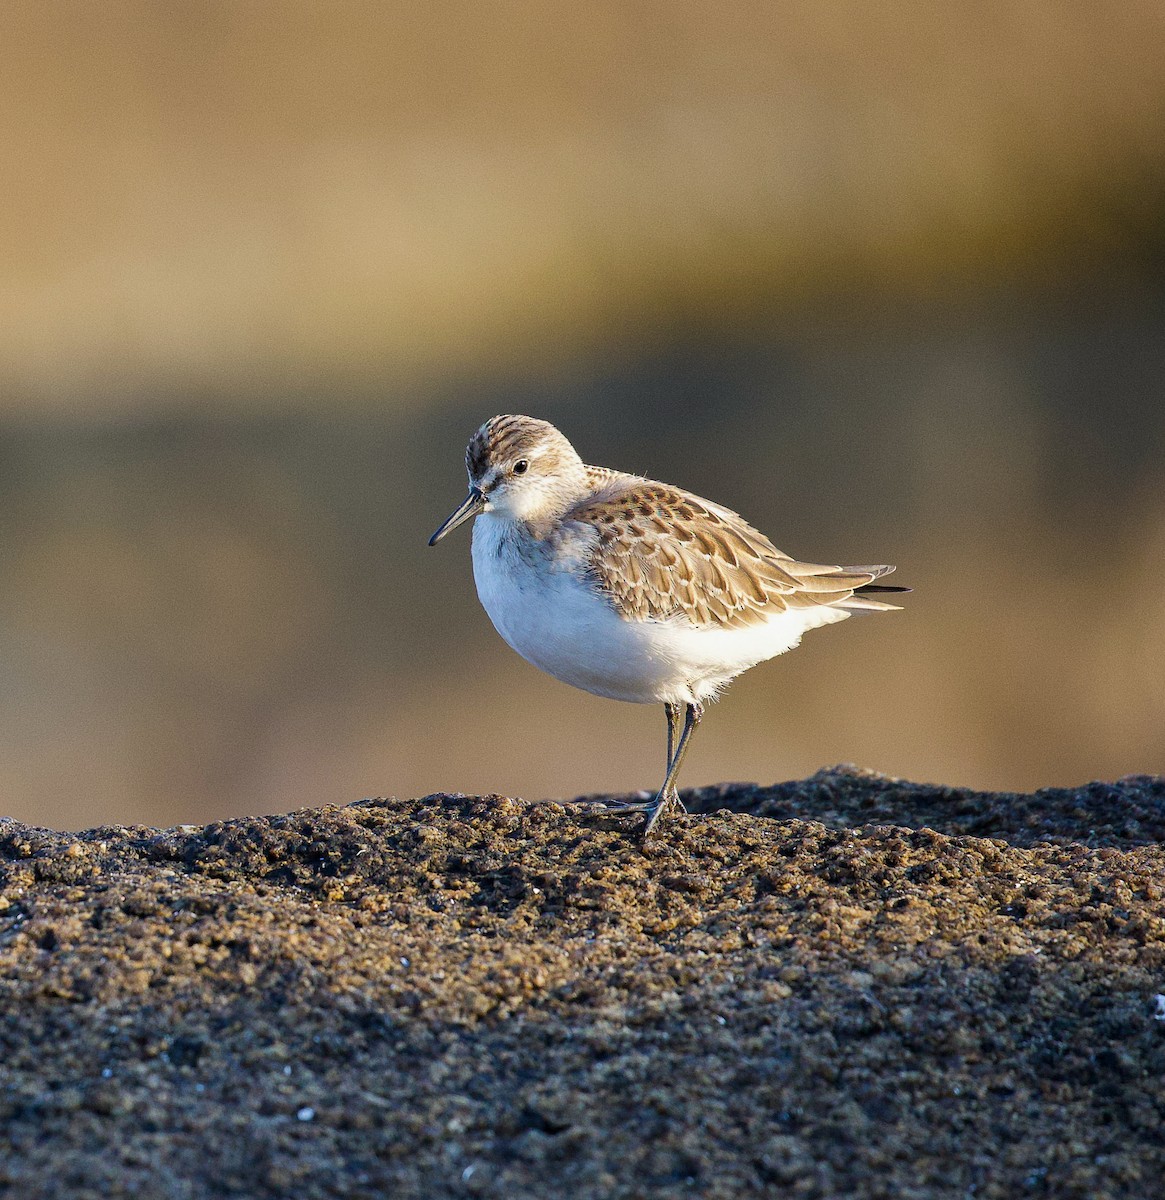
xmin=643 ymin=701 xmax=703 ymax=838
xmin=592 ymin=702 xmax=687 ymax=813
xmin=664 ymin=702 xmax=687 ymax=814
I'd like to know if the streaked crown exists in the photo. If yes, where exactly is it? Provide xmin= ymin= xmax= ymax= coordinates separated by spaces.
xmin=465 ymin=415 xmax=575 ymax=478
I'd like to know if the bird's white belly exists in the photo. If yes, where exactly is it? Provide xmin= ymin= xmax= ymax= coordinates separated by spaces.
xmin=471 ymin=515 xmax=849 ymax=705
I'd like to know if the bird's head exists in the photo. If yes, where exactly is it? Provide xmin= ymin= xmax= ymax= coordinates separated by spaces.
xmin=429 ymin=415 xmax=586 ymax=543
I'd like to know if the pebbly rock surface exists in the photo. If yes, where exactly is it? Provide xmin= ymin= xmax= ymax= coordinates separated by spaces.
xmin=1 ymin=766 xmax=1164 ymax=1199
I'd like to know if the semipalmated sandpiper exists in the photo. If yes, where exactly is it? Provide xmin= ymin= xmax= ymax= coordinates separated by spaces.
xmin=429 ymin=415 xmax=907 ymax=837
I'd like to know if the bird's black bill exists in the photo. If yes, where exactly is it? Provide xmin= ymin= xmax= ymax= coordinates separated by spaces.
xmin=428 ymin=488 xmax=485 ymax=545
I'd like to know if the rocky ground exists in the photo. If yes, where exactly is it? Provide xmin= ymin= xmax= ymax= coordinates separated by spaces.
xmin=1 ymin=767 xmax=1164 ymax=1199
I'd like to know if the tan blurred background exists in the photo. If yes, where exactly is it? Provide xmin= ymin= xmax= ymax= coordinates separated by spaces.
xmin=2 ymin=2 xmax=1164 ymax=830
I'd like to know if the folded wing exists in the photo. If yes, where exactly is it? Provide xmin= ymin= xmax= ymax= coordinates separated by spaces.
xmin=568 ymin=479 xmax=903 ymax=628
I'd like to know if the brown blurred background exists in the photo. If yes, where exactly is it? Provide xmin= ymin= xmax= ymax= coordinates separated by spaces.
xmin=2 ymin=2 xmax=1164 ymax=830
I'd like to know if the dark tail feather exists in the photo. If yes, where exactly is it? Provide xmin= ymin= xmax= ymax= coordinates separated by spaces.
xmin=855 ymin=583 xmax=911 ymax=594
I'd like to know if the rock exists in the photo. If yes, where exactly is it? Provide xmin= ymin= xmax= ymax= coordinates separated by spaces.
xmin=1 ymin=771 xmax=1164 ymax=1198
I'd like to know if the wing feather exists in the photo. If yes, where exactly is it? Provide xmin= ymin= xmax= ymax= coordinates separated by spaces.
xmin=568 ymin=478 xmax=899 ymax=628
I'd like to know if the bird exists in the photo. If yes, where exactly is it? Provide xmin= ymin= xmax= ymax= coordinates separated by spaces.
xmin=428 ymin=414 xmax=907 ymax=837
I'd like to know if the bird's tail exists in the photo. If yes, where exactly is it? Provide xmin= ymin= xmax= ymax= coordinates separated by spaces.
xmin=842 ymin=564 xmax=910 ymax=612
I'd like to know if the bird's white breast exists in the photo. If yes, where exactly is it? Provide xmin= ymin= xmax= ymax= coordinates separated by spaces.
xmin=470 ymin=513 xmax=850 ymax=705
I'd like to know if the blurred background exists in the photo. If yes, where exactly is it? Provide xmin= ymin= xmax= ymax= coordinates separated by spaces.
xmin=2 ymin=2 xmax=1164 ymax=830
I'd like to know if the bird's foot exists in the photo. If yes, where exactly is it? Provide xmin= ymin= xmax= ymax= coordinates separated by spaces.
xmin=642 ymin=788 xmax=685 ymax=839
xmin=585 ymin=792 xmax=656 ymax=813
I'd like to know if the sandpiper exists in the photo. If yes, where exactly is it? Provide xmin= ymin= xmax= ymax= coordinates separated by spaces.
xmin=429 ymin=415 xmax=907 ymax=837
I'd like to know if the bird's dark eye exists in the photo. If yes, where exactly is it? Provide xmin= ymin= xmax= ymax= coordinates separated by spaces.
xmin=512 ymin=459 xmax=529 ymax=475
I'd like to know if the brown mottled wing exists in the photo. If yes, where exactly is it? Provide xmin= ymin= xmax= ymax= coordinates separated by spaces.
xmin=569 ymin=479 xmax=893 ymax=628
